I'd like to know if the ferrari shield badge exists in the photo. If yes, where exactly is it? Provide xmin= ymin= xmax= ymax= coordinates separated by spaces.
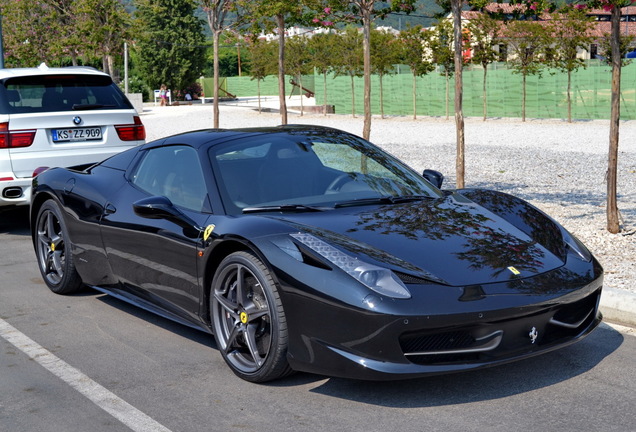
xmin=507 ymin=266 xmax=521 ymax=276
xmin=203 ymin=224 xmax=216 ymax=242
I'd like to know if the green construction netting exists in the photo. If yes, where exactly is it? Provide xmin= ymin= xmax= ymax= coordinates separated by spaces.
xmin=203 ymin=61 xmax=636 ymax=120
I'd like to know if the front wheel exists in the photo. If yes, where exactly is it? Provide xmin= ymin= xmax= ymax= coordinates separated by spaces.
xmin=34 ymin=200 xmax=83 ymax=294
xmin=211 ymin=251 xmax=292 ymax=382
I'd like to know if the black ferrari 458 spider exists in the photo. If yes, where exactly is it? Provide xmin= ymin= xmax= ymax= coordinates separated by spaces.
xmin=31 ymin=125 xmax=603 ymax=382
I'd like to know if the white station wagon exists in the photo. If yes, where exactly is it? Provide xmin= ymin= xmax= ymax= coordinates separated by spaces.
xmin=0 ymin=64 xmax=145 ymax=208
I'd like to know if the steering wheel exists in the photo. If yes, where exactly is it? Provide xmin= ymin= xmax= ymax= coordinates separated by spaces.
xmin=325 ymin=173 xmax=354 ymax=194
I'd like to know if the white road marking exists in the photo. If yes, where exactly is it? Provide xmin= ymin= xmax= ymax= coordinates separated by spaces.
xmin=0 ymin=318 xmax=173 ymax=432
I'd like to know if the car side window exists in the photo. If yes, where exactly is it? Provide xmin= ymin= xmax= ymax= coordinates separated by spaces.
xmin=131 ymin=145 xmax=207 ymax=212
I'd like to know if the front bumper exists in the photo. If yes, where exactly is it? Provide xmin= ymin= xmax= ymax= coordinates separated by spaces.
xmin=282 ymin=276 xmax=603 ymax=381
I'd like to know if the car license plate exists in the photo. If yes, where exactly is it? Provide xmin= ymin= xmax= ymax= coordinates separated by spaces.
xmin=52 ymin=127 xmax=102 ymax=142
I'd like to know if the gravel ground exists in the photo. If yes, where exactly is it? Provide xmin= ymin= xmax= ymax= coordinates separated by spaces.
xmin=140 ymin=98 xmax=636 ymax=294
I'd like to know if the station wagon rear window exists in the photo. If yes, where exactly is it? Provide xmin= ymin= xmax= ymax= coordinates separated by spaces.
xmin=0 ymin=74 xmax=133 ymax=114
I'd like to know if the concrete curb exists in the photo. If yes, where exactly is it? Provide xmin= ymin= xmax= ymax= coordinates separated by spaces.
xmin=600 ymin=287 xmax=636 ymax=327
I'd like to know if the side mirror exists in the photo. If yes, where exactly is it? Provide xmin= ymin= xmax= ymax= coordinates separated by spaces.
xmin=133 ymin=196 xmax=201 ymax=233
xmin=423 ymin=169 xmax=444 ymax=189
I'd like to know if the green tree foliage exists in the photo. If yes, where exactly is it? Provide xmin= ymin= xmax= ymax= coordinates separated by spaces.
xmin=77 ymin=0 xmax=131 ymax=76
xmin=198 ymin=0 xmax=234 ymax=127
xmin=398 ymin=26 xmax=436 ymax=119
xmin=1 ymin=0 xmax=129 ymax=69
xmin=247 ymin=38 xmax=277 ymax=113
xmin=1 ymin=0 xmax=55 ymax=67
xmin=466 ymin=12 xmax=500 ymax=121
xmin=285 ymin=36 xmax=313 ymax=116
xmin=307 ymin=32 xmax=338 ymax=115
xmin=332 ymin=26 xmax=364 ymax=117
xmin=429 ymin=19 xmax=455 ymax=120
xmin=233 ymin=0 xmax=322 ymax=124
xmin=546 ymin=7 xmax=594 ymax=123
xmin=598 ymin=30 xmax=635 ymax=66
xmin=133 ymin=0 xmax=207 ymax=97
xmin=502 ymin=19 xmax=549 ymax=122
xmin=370 ymin=28 xmax=399 ymax=119
xmin=323 ymin=0 xmax=419 ymax=139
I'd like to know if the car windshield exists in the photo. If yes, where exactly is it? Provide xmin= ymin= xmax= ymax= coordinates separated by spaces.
xmin=0 ymin=74 xmax=133 ymax=114
xmin=209 ymin=130 xmax=443 ymax=215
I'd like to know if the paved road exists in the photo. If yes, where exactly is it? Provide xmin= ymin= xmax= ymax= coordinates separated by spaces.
xmin=1 ymin=206 xmax=635 ymax=432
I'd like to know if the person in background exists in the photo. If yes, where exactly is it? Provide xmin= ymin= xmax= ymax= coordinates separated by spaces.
xmin=159 ymin=84 xmax=168 ymax=106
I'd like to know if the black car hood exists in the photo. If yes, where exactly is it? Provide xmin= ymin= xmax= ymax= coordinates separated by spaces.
xmin=262 ymin=192 xmax=566 ymax=287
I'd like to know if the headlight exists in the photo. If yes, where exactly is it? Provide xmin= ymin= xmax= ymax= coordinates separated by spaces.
xmin=290 ymin=233 xmax=411 ymax=299
xmin=561 ymin=229 xmax=592 ymax=262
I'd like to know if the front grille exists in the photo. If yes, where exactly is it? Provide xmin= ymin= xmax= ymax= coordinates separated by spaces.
xmin=401 ymin=331 xmax=475 ymax=353
xmin=400 ymin=288 xmax=601 ymax=366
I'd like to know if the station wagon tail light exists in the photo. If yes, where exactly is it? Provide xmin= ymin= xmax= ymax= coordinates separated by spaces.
xmin=0 ymin=122 xmax=36 ymax=148
xmin=115 ymin=116 xmax=146 ymax=141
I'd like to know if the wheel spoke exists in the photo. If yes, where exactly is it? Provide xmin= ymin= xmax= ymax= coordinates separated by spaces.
xmin=51 ymin=251 xmax=64 ymax=278
xmin=214 ymin=290 xmax=239 ymax=317
xmin=245 ymin=306 xmax=268 ymax=323
xmin=46 ymin=212 xmax=56 ymax=240
xmin=235 ymin=265 xmax=247 ymax=305
xmin=38 ymin=219 xmax=52 ymax=244
xmin=224 ymin=323 xmax=241 ymax=353
xmin=244 ymin=323 xmax=264 ymax=367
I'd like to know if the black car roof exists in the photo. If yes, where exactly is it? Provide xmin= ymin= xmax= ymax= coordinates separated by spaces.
xmin=143 ymin=125 xmax=351 ymax=150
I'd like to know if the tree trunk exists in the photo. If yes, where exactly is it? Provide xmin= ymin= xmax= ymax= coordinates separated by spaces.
xmin=276 ymin=14 xmax=288 ymax=125
xmin=522 ymin=74 xmax=527 ymax=122
xmin=362 ymin=7 xmax=372 ymax=140
xmin=323 ymin=72 xmax=328 ymax=116
xmin=607 ymin=6 xmax=622 ymax=233
xmin=412 ymin=73 xmax=417 ymax=120
xmin=567 ymin=69 xmax=572 ymax=123
xmin=213 ymin=30 xmax=220 ymax=128
xmin=482 ymin=65 xmax=488 ymax=121
xmin=350 ymin=75 xmax=356 ymax=118
xmin=257 ymin=79 xmax=262 ymax=114
xmin=299 ymin=74 xmax=304 ymax=117
xmin=107 ymin=56 xmax=115 ymax=81
xmin=379 ymin=74 xmax=384 ymax=119
xmin=445 ymin=70 xmax=449 ymax=121
xmin=452 ymin=0 xmax=465 ymax=189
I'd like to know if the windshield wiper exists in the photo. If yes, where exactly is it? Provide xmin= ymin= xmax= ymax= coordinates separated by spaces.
xmin=334 ymin=195 xmax=433 ymax=208
xmin=72 ymin=104 xmax=117 ymax=110
xmin=242 ymin=204 xmax=329 ymax=214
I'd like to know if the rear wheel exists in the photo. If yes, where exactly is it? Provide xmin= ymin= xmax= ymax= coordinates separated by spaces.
xmin=34 ymin=200 xmax=83 ymax=294
xmin=211 ymin=251 xmax=292 ymax=382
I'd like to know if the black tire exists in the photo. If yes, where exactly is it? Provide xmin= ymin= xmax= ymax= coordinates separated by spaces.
xmin=211 ymin=251 xmax=292 ymax=382
xmin=34 ymin=200 xmax=83 ymax=294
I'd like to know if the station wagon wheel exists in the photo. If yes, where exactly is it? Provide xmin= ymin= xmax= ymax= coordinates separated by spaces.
xmin=35 ymin=200 xmax=83 ymax=294
xmin=211 ymin=251 xmax=292 ymax=382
